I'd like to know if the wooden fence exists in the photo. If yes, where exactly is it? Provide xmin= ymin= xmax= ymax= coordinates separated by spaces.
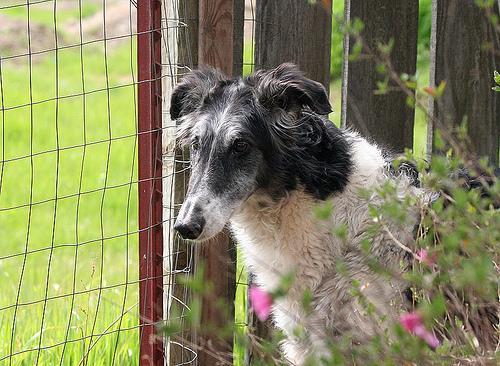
xmin=151 ymin=0 xmax=500 ymax=365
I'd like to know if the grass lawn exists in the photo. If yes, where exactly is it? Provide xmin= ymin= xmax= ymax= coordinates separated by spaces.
xmin=1 ymin=2 xmax=100 ymax=27
xmin=0 ymin=16 xmax=140 ymax=365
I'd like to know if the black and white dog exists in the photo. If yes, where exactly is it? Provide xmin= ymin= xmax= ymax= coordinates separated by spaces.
xmin=171 ymin=63 xmax=430 ymax=364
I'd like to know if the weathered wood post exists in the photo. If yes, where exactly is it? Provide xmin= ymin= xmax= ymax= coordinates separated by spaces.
xmin=429 ymin=0 xmax=500 ymax=165
xmin=341 ymin=1 xmax=419 ymax=153
xmin=197 ymin=1 xmax=244 ymax=364
xmin=163 ymin=1 xmax=244 ymax=364
xmin=255 ymin=0 xmax=332 ymax=90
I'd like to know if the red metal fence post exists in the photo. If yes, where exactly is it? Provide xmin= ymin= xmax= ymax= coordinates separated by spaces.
xmin=138 ymin=0 xmax=164 ymax=365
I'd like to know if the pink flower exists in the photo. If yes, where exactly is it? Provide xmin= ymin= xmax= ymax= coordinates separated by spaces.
xmin=400 ymin=312 xmax=422 ymax=332
xmin=249 ymin=286 xmax=273 ymax=321
xmin=415 ymin=248 xmax=437 ymax=266
xmin=400 ymin=312 xmax=440 ymax=349
xmin=423 ymin=86 xmax=436 ymax=97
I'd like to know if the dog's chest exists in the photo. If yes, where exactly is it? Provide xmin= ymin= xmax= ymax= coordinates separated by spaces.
xmin=230 ymin=191 xmax=335 ymax=291
xmin=236 ymin=233 xmax=297 ymax=290
xmin=231 ymin=216 xmax=304 ymax=290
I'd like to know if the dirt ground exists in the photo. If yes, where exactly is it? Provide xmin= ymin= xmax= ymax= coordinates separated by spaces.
xmin=0 ymin=0 xmax=135 ymax=58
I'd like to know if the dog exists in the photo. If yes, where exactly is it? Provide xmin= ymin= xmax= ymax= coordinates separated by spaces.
xmin=170 ymin=63 xmax=433 ymax=364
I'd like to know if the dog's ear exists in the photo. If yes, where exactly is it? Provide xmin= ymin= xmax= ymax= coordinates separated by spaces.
xmin=250 ymin=63 xmax=331 ymax=115
xmin=170 ymin=67 xmax=228 ymax=120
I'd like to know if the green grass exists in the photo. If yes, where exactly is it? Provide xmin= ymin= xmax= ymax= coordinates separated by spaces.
xmin=234 ymin=251 xmax=249 ymax=366
xmin=1 ymin=1 xmax=100 ymax=27
xmin=0 ymin=34 xmax=140 ymax=365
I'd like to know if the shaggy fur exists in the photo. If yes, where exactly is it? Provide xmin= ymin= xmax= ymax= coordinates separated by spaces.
xmin=231 ymin=136 xmax=422 ymax=363
xmin=170 ymin=63 xmax=432 ymax=364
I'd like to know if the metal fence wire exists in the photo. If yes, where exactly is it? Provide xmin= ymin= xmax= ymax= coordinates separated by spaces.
xmin=0 ymin=0 xmax=197 ymax=364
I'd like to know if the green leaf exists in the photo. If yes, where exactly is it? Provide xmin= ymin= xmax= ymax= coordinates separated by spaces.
xmin=492 ymin=86 xmax=500 ymax=92
xmin=405 ymin=80 xmax=417 ymax=90
xmin=352 ymin=18 xmax=365 ymax=34
xmin=314 ymin=201 xmax=333 ymax=220
xmin=348 ymin=40 xmax=363 ymax=61
xmin=452 ymin=188 xmax=468 ymax=209
xmin=377 ymin=38 xmax=395 ymax=55
xmin=273 ymin=271 xmax=296 ymax=298
xmin=406 ymin=95 xmax=415 ymax=108
xmin=301 ymin=288 xmax=313 ymax=313
xmin=430 ymin=155 xmax=447 ymax=177
xmin=186 ymin=297 xmax=202 ymax=326
xmin=435 ymin=80 xmax=447 ymax=97
xmin=429 ymin=294 xmax=446 ymax=318
xmin=456 ymin=255 xmax=493 ymax=290
xmin=332 ymin=223 xmax=348 ymax=240
xmin=434 ymin=129 xmax=445 ymax=150
xmin=160 ymin=320 xmax=181 ymax=337
xmin=375 ymin=79 xmax=389 ymax=95
xmin=375 ymin=62 xmax=387 ymax=75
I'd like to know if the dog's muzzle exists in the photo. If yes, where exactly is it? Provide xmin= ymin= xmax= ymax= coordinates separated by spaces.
xmin=174 ymin=199 xmax=206 ymax=240
xmin=174 ymin=219 xmax=205 ymax=240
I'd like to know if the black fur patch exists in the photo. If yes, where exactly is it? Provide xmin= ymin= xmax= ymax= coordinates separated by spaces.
xmin=170 ymin=67 xmax=228 ymax=120
xmin=248 ymin=108 xmax=353 ymax=200
xmin=277 ymin=113 xmax=352 ymax=200
xmin=247 ymin=63 xmax=332 ymax=115
xmin=388 ymin=161 xmax=420 ymax=187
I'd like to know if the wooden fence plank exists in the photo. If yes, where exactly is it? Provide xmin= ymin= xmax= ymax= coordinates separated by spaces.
xmin=199 ymin=0 xmax=244 ymax=77
xmin=430 ymin=0 xmax=500 ymax=165
xmin=255 ymin=0 xmax=332 ymax=90
xmin=197 ymin=1 xmax=244 ymax=365
xmin=342 ymin=0 xmax=419 ymax=153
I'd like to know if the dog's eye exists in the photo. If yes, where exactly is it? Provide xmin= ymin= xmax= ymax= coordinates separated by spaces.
xmin=233 ymin=140 xmax=249 ymax=154
xmin=191 ymin=139 xmax=200 ymax=151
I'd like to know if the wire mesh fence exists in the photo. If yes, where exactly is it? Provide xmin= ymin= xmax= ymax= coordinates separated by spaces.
xmin=0 ymin=0 xmax=191 ymax=364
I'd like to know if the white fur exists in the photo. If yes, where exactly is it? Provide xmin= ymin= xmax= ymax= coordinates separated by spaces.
xmin=230 ymin=132 xmax=425 ymax=365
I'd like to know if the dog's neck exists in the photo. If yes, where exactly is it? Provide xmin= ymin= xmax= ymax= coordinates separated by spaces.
xmin=231 ymin=188 xmax=340 ymax=290
xmin=233 ymin=188 xmax=318 ymax=233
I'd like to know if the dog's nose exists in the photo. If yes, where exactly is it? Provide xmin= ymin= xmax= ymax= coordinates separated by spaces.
xmin=174 ymin=221 xmax=203 ymax=240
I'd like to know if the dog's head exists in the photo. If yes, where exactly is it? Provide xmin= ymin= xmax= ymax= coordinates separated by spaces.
xmin=171 ymin=63 xmax=349 ymax=241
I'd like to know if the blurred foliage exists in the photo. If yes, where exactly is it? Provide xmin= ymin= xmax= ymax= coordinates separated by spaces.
xmin=493 ymin=70 xmax=500 ymax=91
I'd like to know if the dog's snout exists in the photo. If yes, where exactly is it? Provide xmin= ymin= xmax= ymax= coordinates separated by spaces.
xmin=174 ymin=219 xmax=204 ymax=240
